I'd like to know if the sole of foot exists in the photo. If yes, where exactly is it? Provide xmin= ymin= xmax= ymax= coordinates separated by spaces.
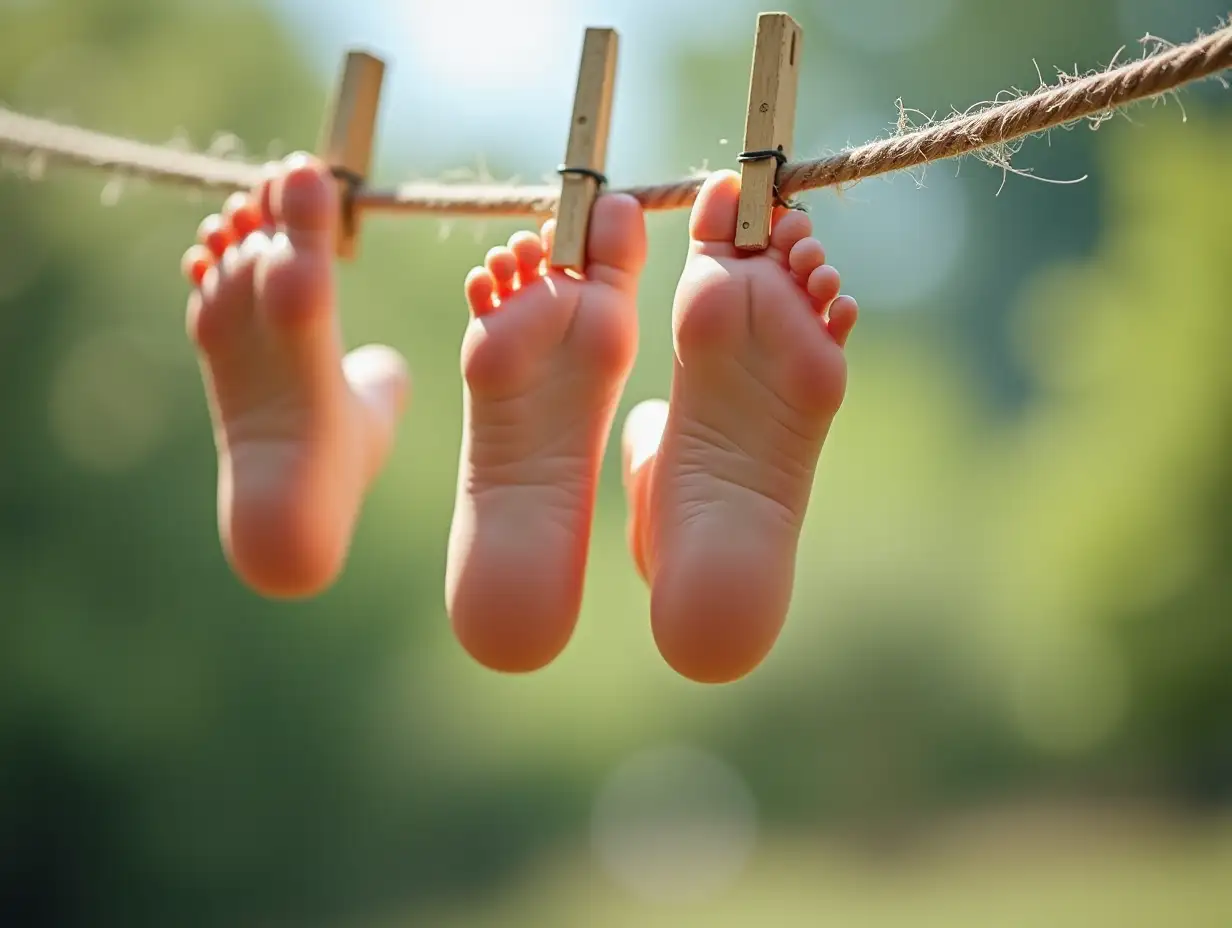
xmin=446 ymin=194 xmax=647 ymax=673
xmin=622 ymin=170 xmax=857 ymax=684
xmin=182 ymin=153 xmax=408 ymax=598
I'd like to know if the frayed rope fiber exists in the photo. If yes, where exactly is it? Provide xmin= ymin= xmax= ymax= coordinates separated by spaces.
xmin=2 ymin=24 xmax=1230 ymax=217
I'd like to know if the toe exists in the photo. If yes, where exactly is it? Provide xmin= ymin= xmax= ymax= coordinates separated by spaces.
xmin=211 ymin=231 xmax=261 ymax=318
xmin=826 ymin=295 xmax=859 ymax=347
xmin=255 ymin=233 xmax=333 ymax=337
xmin=253 ymin=154 xmax=338 ymax=335
xmin=689 ymin=170 xmax=742 ymax=251
xmin=484 ymin=246 xmax=519 ymax=299
xmin=465 ymin=266 xmax=496 ymax=316
xmin=182 ymin=244 xmax=213 ymax=287
xmin=508 ymin=231 xmax=545 ymax=287
xmin=183 ymin=244 xmax=218 ymax=349
xmin=270 ymin=152 xmax=338 ymax=255
xmin=583 ymin=193 xmax=647 ymax=291
xmin=539 ymin=217 xmax=557 ymax=261
xmin=197 ymin=213 xmax=233 ymax=259
xmin=223 ymin=191 xmax=263 ymax=241
xmin=237 ymin=229 xmax=273 ymax=263
xmin=621 ymin=399 xmax=668 ymax=585
xmin=788 ymin=237 xmax=826 ymax=281
xmin=184 ymin=243 xmax=247 ymax=354
xmin=768 ymin=208 xmax=813 ymax=262
xmin=256 ymin=161 xmax=279 ymax=227
xmin=806 ymin=264 xmax=842 ymax=313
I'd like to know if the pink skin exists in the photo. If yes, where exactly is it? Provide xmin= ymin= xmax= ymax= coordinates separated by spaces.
xmin=178 ymin=154 xmax=852 ymax=687
xmin=622 ymin=169 xmax=858 ymax=684
xmin=448 ymin=195 xmax=647 ymax=673
xmin=181 ymin=153 xmax=408 ymax=598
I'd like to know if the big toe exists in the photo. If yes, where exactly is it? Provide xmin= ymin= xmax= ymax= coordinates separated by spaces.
xmin=272 ymin=153 xmax=338 ymax=254
xmin=584 ymin=193 xmax=647 ymax=290
xmin=689 ymin=169 xmax=742 ymax=246
xmin=257 ymin=157 xmax=338 ymax=335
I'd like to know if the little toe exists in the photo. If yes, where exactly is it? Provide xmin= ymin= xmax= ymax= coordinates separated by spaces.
xmin=222 ymin=191 xmax=263 ymax=241
xmin=807 ymin=264 xmax=842 ymax=313
xmin=768 ymin=208 xmax=813 ymax=262
xmin=484 ymin=246 xmax=519 ymax=300
xmin=465 ymin=266 xmax=496 ymax=317
xmin=184 ymin=239 xmax=251 ymax=353
xmin=182 ymin=244 xmax=214 ymax=287
xmin=198 ymin=213 xmax=234 ymax=260
xmin=827 ymin=295 xmax=859 ymax=347
xmin=508 ymin=231 xmax=545 ymax=287
xmin=788 ymin=237 xmax=826 ymax=282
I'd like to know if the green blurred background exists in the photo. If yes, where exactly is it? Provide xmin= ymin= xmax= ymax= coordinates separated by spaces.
xmin=2 ymin=0 xmax=1231 ymax=925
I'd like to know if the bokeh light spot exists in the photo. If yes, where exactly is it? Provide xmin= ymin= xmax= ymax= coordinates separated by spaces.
xmin=591 ymin=743 xmax=758 ymax=904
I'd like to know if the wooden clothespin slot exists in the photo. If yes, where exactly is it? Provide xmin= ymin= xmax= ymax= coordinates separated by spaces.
xmin=318 ymin=49 xmax=386 ymax=260
xmin=550 ymin=27 xmax=619 ymax=274
xmin=735 ymin=13 xmax=802 ymax=251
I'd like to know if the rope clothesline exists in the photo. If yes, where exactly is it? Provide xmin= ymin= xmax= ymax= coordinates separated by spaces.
xmin=1 ymin=25 xmax=1230 ymax=218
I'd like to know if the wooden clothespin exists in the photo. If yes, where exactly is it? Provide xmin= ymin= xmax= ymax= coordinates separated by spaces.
xmin=550 ymin=27 xmax=619 ymax=273
xmin=735 ymin=13 xmax=802 ymax=251
xmin=318 ymin=49 xmax=386 ymax=260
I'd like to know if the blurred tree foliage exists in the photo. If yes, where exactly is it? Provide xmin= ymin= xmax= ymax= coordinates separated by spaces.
xmin=0 ymin=0 xmax=1229 ymax=925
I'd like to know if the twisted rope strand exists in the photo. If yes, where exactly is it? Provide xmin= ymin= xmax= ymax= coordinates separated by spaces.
xmin=1 ymin=25 xmax=1229 ymax=217
xmin=0 ymin=106 xmax=265 ymax=191
xmin=773 ymin=24 xmax=1232 ymax=198
xmin=360 ymin=24 xmax=1232 ymax=214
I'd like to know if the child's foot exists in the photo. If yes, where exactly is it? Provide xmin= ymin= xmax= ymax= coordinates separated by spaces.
xmin=447 ymin=194 xmax=646 ymax=673
xmin=181 ymin=153 xmax=409 ymax=598
xmin=622 ymin=170 xmax=858 ymax=684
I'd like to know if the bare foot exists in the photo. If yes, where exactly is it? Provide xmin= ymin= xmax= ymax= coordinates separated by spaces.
xmin=181 ymin=153 xmax=409 ymax=598
xmin=622 ymin=170 xmax=858 ymax=684
xmin=447 ymin=194 xmax=646 ymax=673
